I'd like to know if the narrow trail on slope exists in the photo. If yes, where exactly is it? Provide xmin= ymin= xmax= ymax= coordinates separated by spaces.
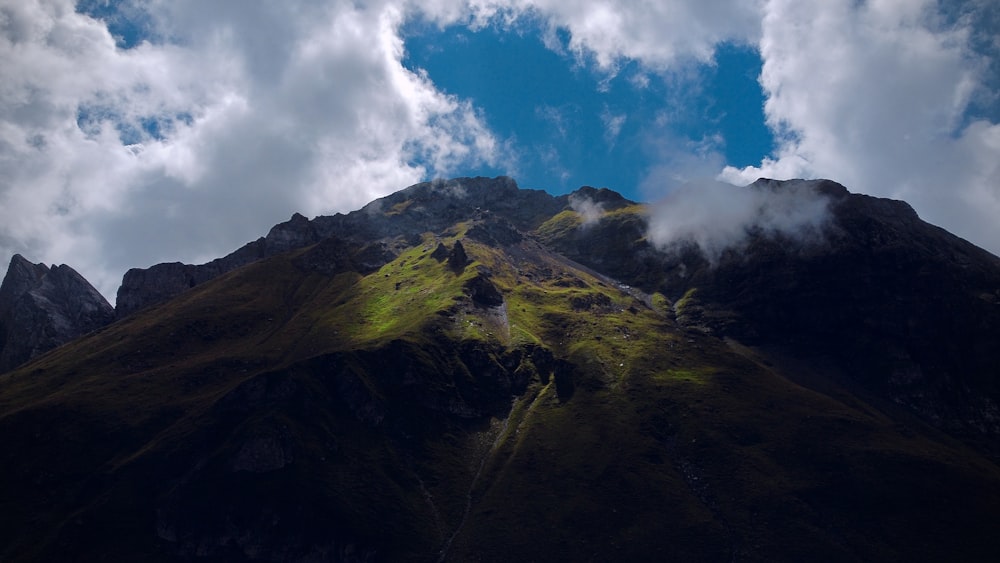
xmin=436 ymin=402 xmax=514 ymax=562
xmin=416 ymin=474 xmax=446 ymax=545
xmin=663 ymin=435 xmax=741 ymax=562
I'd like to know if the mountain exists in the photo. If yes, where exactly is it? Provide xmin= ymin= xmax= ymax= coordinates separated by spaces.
xmin=0 ymin=255 xmax=115 ymax=373
xmin=1 ymin=177 xmax=999 ymax=562
xmin=540 ymin=178 xmax=1000 ymax=457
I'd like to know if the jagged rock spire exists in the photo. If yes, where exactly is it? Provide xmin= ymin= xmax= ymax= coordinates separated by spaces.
xmin=0 ymin=254 xmax=114 ymax=372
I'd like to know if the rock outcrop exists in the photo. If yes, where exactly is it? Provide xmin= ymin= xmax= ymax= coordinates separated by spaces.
xmin=0 ymin=255 xmax=115 ymax=372
xmin=116 ymin=212 xmax=321 ymax=318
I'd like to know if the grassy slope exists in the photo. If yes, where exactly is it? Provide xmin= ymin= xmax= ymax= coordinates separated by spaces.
xmin=0 ymin=212 xmax=999 ymax=561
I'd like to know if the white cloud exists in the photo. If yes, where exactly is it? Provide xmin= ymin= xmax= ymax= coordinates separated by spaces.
xmin=646 ymin=179 xmax=833 ymax=263
xmin=0 ymin=0 xmax=505 ymax=298
xmin=600 ymin=107 xmax=626 ymax=147
xmin=638 ymin=133 xmax=728 ymax=198
xmin=720 ymin=0 xmax=1000 ymax=255
xmin=535 ymin=104 xmax=570 ymax=138
xmin=568 ymin=193 xmax=604 ymax=227
xmin=453 ymin=0 xmax=763 ymax=71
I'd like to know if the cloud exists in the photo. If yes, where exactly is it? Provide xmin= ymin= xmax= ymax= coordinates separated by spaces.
xmin=456 ymin=0 xmax=763 ymax=71
xmin=600 ymin=107 xmax=626 ymax=147
xmin=568 ymin=193 xmax=604 ymax=227
xmin=645 ymin=179 xmax=833 ymax=263
xmin=638 ymin=133 xmax=729 ymax=197
xmin=535 ymin=104 xmax=570 ymax=138
xmin=0 ymin=0 xmax=504 ymax=298
xmin=719 ymin=0 xmax=1000 ymax=255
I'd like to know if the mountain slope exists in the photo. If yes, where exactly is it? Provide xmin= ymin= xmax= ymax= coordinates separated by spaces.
xmin=1 ymin=177 xmax=999 ymax=561
xmin=539 ymin=178 xmax=1000 ymax=458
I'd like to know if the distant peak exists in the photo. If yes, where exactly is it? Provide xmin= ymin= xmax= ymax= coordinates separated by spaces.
xmin=0 ymin=253 xmax=114 ymax=371
xmin=564 ymin=186 xmax=635 ymax=215
xmin=420 ymin=175 xmax=520 ymax=199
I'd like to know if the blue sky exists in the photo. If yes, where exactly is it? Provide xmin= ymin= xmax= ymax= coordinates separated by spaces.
xmin=402 ymin=21 xmax=773 ymax=197
xmin=1 ymin=0 xmax=998 ymax=298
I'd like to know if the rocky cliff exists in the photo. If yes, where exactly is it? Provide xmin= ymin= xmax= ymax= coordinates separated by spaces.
xmin=0 ymin=255 xmax=115 ymax=372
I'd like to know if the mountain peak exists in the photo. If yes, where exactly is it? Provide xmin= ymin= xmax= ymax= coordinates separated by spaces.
xmin=566 ymin=185 xmax=635 ymax=210
xmin=0 ymin=254 xmax=50 ymax=317
xmin=749 ymin=176 xmax=848 ymax=195
xmin=0 ymin=255 xmax=114 ymax=372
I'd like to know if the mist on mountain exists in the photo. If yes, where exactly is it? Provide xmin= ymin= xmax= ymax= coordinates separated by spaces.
xmin=568 ymin=193 xmax=606 ymax=227
xmin=646 ymin=178 xmax=834 ymax=263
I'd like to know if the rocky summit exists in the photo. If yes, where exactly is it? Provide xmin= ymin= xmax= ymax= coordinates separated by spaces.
xmin=1 ymin=176 xmax=999 ymax=562
xmin=0 ymin=254 xmax=114 ymax=373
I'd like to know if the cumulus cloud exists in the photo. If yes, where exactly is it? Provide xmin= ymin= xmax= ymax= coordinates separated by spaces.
xmin=646 ymin=179 xmax=833 ymax=263
xmin=455 ymin=0 xmax=763 ymax=71
xmin=0 ymin=0 xmax=504 ymax=297
xmin=719 ymin=0 xmax=1000 ymax=255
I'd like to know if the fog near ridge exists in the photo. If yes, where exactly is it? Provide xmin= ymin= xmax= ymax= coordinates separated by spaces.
xmin=645 ymin=180 xmax=833 ymax=263
xmin=568 ymin=194 xmax=606 ymax=228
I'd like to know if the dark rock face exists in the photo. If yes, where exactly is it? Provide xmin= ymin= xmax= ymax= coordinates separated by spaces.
xmin=466 ymin=216 xmax=524 ymax=246
xmin=447 ymin=240 xmax=469 ymax=272
xmin=115 ymin=213 xmax=318 ymax=317
xmin=430 ymin=242 xmax=450 ymax=261
xmin=683 ymin=183 xmax=1000 ymax=453
xmin=116 ymin=211 xmax=334 ymax=317
xmin=149 ymin=336 xmax=551 ymax=561
xmin=464 ymin=274 xmax=504 ymax=308
xmin=563 ymin=185 xmax=635 ymax=211
xmin=116 ymin=262 xmax=216 ymax=318
xmin=337 ymin=176 xmax=562 ymax=240
xmin=0 ymin=255 xmax=115 ymax=372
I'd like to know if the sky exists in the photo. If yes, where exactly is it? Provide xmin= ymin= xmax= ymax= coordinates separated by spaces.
xmin=1 ymin=0 xmax=998 ymax=300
